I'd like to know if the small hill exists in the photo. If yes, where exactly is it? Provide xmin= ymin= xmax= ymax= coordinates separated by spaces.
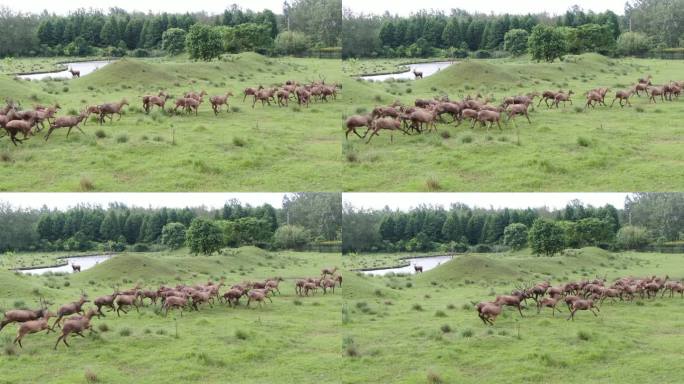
xmin=0 ymin=270 xmax=57 ymax=306
xmin=0 ymin=76 xmax=50 ymax=103
xmin=343 ymin=272 xmax=399 ymax=300
xmin=78 ymin=59 xmax=178 ymax=89
xmin=421 ymin=254 xmax=522 ymax=283
xmin=424 ymin=60 xmax=520 ymax=89
xmin=70 ymin=253 xmax=178 ymax=284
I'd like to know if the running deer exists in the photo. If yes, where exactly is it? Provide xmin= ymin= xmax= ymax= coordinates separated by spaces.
xmin=52 ymin=295 xmax=89 ymax=330
xmin=53 ymin=309 xmax=97 ymax=349
xmin=14 ymin=310 xmax=54 ymax=348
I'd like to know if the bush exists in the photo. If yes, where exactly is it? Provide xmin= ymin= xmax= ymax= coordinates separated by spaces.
xmin=94 ymin=129 xmax=107 ymax=139
xmin=473 ymin=244 xmax=493 ymax=253
xmin=98 ymin=323 xmax=110 ymax=332
xmin=461 ymin=329 xmax=474 ymax=338
xmin=616 ymin=226 xmax=651 ymax=250
xmin=474 ymin=50 xmax=492 ymax=59
xmin=274 ymin=31 xmax=311 ymax=55
xmin=435 ymin=310 xmax=447 ymax=317
xmin=132 ymin=243 xmax=150 ymax=252
xmin=132 ymin=48 xmax=150 ymax=57
xmin=412 ymin=303 xmax=423 ymax=311
xmin=577 ymin=137 xmax=591 ymax=147
xmin=235 ymin=330 xmax=248 ymax=340
xmin=440 ymin=324 xmax=452 ymax=333
xmin=119 ymin=328 xmax=132 ymax=337
xmin=116 ymin=134 xmax=128 ymax=143
xmin=577 ymin=330 xmax=591 ymax=341
xmin=504 ymin=29 xmax=530 ymax=56
xmin=617 ymin=32 xmax=651 ymax=56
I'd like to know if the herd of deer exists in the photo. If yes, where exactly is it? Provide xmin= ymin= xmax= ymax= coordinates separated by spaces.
xmin=243 ymin=79 xmax=340 ymax=109
xmin=346 ymin=74 xmax=683 ymax=143
xmin=0 ymin=99 xmax=128 ymax=145
xmin=476 ymin=274 xmax=682 ymax=325
xmin=0 ymin=266 xmax=341 ymax=350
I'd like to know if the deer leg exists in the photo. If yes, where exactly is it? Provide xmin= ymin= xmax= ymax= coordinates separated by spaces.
xmin=567 ymin=309 xmax=576 ymax=321
xmin=517 ymin=304 xmax=524 ymax=317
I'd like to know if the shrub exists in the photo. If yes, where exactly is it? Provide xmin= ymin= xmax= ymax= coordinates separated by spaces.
xmin=577 ymin=330 xmax=591 ymax=341
xmin=412 ymin=303 xmax=423 ymax=311
xmin=427 ymin=370 xmax=443 ymax=384
xmin=116 ymin=134 xmax=128 ymax=143
xmin=577 ymin=136 xmax=591 ymax=147
xmin=119 ymin=328 xmax=132 ymax=337
xmin=343 ymin=336 xmax=358 ymax=357
xmin=273 ymin=225 xmax=311 ymax=250
xmin=461 ymin=135 xmax=473 ymax=143
xmin=98 ymin=323 xmax=110 ymax=332
xmin=79 ymin=177 xmax=95 ymax=191
xmin=84 ymin=369 xmax=99 ymax=383
xmin=440 ymin=324 xmax=452 ymax=333
xmin=235 ymin=329 xmax=248 ymax=340
xmin=94 ymin=129 xmax=107 ymax=138
xmin=426 ymin=177 xmax=441 ymax=191
xmin=232 ymin=137 xmax=246 ymax=147
xmin=1 ymin=152 xmax=13 ymax=163
xmin=461 ymin=328 xmax=474 ymax=338
xmin=435 ymin=310 xmax=447 ymax=317
xmin=132 ymin=243 xmax=150 ymax=252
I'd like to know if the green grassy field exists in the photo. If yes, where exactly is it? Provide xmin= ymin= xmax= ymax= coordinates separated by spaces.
xmin=0 ymin=247 xmax=341 ymax=383
xmin=341 ymin=54 xmax=684 ymax=191
xmin=0 ymin=53 xmax=342 ymax=191
xmin=341 ymin=247 xmax=684 ymax=383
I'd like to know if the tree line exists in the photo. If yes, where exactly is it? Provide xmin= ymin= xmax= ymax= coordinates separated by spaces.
xmin=342 ymin=0 xmax=684 ymax=59
xmin=0 ymin=193 xmax=341 ymax=254
xmin=342 ymin=193 xmax=684 ymax=256
xmin=0 ymin=1 xmax=342 ymax=60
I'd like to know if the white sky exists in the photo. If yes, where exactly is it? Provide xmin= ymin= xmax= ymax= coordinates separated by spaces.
xmin=344 ymin=0 xmax=626 ymax=16
xmin=0 ymin=193 xmax=287 ymax=211
xmin=6 ymin=0 xmax=284 ymax=15
xmin=344 ymin=193 xmax=631 ymax=211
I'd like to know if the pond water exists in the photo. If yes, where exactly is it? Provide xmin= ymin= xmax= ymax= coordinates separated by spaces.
xmin=360 ymin=61 xmax=455 ymax=82
xmin=17 ymin=254 xmax=114 ymax=275
xmin=16 ymin=60 xmax=114 ymax=80
xmin=362 ymin=255 xmax=454 ymax=276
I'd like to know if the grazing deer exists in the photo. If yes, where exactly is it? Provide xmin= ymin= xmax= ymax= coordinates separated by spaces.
xmin=413 ymin=69 xmax=423 ymax=79
xmin=14 ymin=310 xmax=54 ymax=348
xmin=414 ymin=265 xmax=423 ymax=273
xmin=69 ymin=67 xmax=80 ymax=78
xmin=71 ymin=263 xmax=81 ymax=272
xmin=53 ymin=309 xmax=97 ymax=349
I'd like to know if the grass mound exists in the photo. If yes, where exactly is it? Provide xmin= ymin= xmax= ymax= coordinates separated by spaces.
xmin=422 ymin=254 xmax=521 ymax=283
xmin=79 ymin=59 xmax=179 ymax=89
xmin=70 ymin=254 xmax=178 ymax=284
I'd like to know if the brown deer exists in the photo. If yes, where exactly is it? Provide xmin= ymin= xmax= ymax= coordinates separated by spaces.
xmin=0 ymin=301 xmax=49 ymax=332
xmin=69 ymin=67 xmax=80 ymax=78
xmin=210 ymin=92 xmax=234 ymax=114
xmin=648 ymin=86 xmax=665 ymax=103
xmin=143 ymin=93 xmax=170 ymax=113
xmin=71 ymin=263 xmax=81 ymax=272
xmin=222 ymin=288 xmax=245 ymax=307
xmin=553 ymin=90 xmax=574 ymax=108
xmin=243 ymin=86 xmax=263 ymax=102
xmin=476 ymin=301 xmax=502 ymax=325
xmin=53 ymin=309 xmax=97 ymax=349
xmin=162 ymin=296 xmax=188 ymax=317
xmin=638 ymin=75 xmax=652 ymax=85
xmin=265 ymin=278 xmax=283 ymax=295
xmin=303 ymin=282 xmax=318 ymax=296
xmin=83 ymin=105 xmax=100 ymax=125
xmin=98 ymin=99 xmax=129 ymax=124
xmin=408 ymin=108 xmax=437 ymax=132
xmin=52 ymin=296 xmax=89 ymax=330
xmin=94 ymin=291 xmax=119 ymax=317
xmin=246 ymin=289 xmax=272 ymax=307
xmin=253 ymin=88 xmax=276 ymax=108
xmin=366 ymin=117 xmax=402 ymax=143
xmin=115 ymin=294 xmax=139 ymax=316
xmin=585 ymin=90 xmax=606 ymax=109
xmin=414 ymin=265 xmax=423 ymax=273
xmin=295 ymin=279 xmax=307 ymax=295
xmin=321 ymin=278 xmax=336 ymax=294
xmin=611 ymin=89 xmax=634 ymax=107
xmin=567 ymin=299 xmax=599 ymax=321
xmin=3 ymin=118 xmax=36 ymax=145
xmin=506 ymin=104 xmax=531 ymax=124
xmin=276 ymin=89 xmax=291 ymax=107
xmin=474 ymin=110 xmax=502 ymax=131
xmin=184 ymin=90 xmax=207 ymax=101
xmin=14 ymin=310 xmax=54 ymax=348
xmin=335 ymin=275 xmax=343 ymax=287
xmin=413 ymin=69 xmax=423 ymax=79
xmin=494 ymin=293 xmax=526 ymax=317
xmin=345 ymin=114 xmax=372 ymax=139
xmin=321 ymin=267 xmax=338 ymax=277
xmin=296 ymin=88 xmax=311 ymax=107
xmin=537 ymin=297 xmax=563 ymax=316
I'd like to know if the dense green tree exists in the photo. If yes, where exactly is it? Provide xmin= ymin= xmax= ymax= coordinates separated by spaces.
xmin=504 ymin=28 xmax=529 ymax=55
xmin=161 ymin=28 xmax=186 ymax=54
xmin=528 ymin=24 xmax=567 ymax=62
xmin=503 ymin=223 xmax=528 ymax=249
xmin=274 ymin=225 xmax=311 ymax=249
xmin=161 ymin=222 xmax=187 ymax=249
xmin=529 ymin=218 xmax=565 ymax=256
xmin=274 ymin=31 xmax=310 ymax=55
xmin=616 ymin=31 xmax=651 ymax=56
xmin=186 ymin=23 xmax=223 ymax=61
xmin=186 ymin=218 xmax=223 ymax=255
